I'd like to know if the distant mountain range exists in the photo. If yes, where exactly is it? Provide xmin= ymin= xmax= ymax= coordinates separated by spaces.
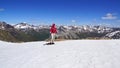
xmin=0 ymin=21 xmax=120 ymax=42
xmin=0 ymin=21 xmax=49 ymax=42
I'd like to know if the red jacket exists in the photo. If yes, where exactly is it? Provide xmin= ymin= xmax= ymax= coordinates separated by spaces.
xmin=50 ymin=24 xmax=57 ymax=33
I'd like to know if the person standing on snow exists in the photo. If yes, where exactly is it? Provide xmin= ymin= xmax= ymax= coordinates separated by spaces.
xmin=50 ymin=23 xmax=57 ymax=44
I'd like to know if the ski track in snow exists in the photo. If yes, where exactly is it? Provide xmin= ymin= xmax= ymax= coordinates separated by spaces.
xmin=0 ymin=40 xmax=120 ymax=68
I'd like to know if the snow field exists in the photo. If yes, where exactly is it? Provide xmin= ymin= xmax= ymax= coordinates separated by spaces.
xmin=0 ymin=40 xmax=120 ymax=68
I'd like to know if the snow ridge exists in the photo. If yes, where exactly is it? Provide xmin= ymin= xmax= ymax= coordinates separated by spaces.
xmin=106 ymin=31 xmax=120 ymax=37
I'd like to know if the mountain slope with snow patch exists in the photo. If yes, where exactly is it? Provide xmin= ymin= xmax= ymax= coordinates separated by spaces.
xmin=105 ymin=31 xmax=120 ymax=39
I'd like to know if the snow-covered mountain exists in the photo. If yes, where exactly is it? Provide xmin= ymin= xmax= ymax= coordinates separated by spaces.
xmin=105 ymin=31 xmax=120 ymax=39
xmin=56 ymin=25 xmax=114 ymax=39
xmin=0 ymin=22 xmax=50 ymax=42
xmin=14 ymin=22 xmax=37 ymax=29
xmin=13 ymin=22 xmax=113 ymax=33
xmin=58 ymin=25 xmax=113 ymax=33
xmin=1 ymin=21 xmax=120 ymax=42
xmin=0 ymin=40 xmax=120 ymax=68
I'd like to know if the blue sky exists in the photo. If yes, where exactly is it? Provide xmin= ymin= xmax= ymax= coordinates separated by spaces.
xmin=0 ymin=0 xmax=120 ymax=26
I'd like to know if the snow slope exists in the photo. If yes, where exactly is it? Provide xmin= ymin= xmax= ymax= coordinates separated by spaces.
xmin=0 ymin=40 xmax=120 ymax=68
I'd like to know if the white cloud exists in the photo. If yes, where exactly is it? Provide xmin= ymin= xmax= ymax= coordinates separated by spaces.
xmin=71 ymin=20 xmax=76 ymax=23
xmin=0 ymin=8 xmax=5 ymax=11
xmin=102 ymin=13 xmax=117 ymax=20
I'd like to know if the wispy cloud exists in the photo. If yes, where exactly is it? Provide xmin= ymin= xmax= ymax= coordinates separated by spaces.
xmin=71 ymin=20 xmax=76 ymax=23
xmin=0 ymin=8 xmax=5 ymax=11
xmin=102 ymin=13 xmax=117 ymax=20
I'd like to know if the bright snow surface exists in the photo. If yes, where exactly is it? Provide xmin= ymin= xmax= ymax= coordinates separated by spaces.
xmin=0 ymin=40 xmax=120 ymax=68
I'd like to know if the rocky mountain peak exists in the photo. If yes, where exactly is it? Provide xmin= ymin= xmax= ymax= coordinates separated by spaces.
xmin=0 ymin=21 xmax=14 ymax=30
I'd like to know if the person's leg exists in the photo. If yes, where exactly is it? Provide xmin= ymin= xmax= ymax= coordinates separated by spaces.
xmin=51 ymin=33 xmax=55 ymax=43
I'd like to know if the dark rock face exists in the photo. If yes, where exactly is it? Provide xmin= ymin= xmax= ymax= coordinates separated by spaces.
xmin=0 ymin=21 xmax=14 ymax=30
